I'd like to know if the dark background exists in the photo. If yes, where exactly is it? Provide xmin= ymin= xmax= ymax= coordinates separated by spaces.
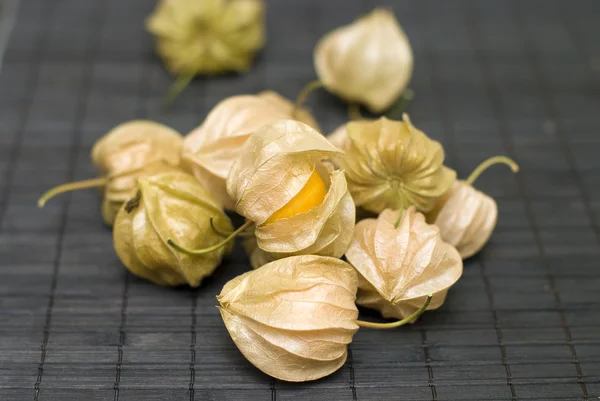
xmin=1 ymin=0 xmax=599 ymax=400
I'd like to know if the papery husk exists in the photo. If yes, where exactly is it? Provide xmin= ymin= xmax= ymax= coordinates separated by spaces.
xmin=146 ymin=0 xmax=265 ymax=76
xmin=94 ymin=120 xmax=183 ymax=225
xmin=345 ymin=207 xmax=463 ymax=320
xmin=337 ymin=115 xmax=456 ymax=214
xmin=314 ymin=8 xmax=413 ymax=113
xmin=226 ymin=119 xmax=355 ymax=258
xmin=113 ymin=171 xmax=233 ymax=287
xmin=327 ymin=123 xmax=351 ymax=150
xmin=217 ymin=255 xmax=359 ymax=382
xmin=427 ymin=180 xmax=497 ymax=259
xmin=182 ymin=92 xmax=319 ymax=209
xmin=242 ymin=235 xmax=275 ymax=269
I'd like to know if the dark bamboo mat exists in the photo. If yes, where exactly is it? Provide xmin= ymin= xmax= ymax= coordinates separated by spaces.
xmin=1 ymin=0 xmax=599 ymax=400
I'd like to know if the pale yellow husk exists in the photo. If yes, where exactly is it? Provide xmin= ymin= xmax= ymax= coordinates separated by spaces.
xmin=217 ymin=255 xmax=359 ymax=382
xmin=146 ymin=0 xmax=265 ymax=75
xmin=226 ymin=119 xmax=355 ymax=259
xmin=182 ymin=92 xmax=319 ymax=210
xmin=335 ymin=115 xmax=456 ymax=214
xmin=314 ymin=8 xmax=413 ymax=113
xmin=92 ymin=120 xmax=183 ymax=225
xmin=345 ymin=207 xmax=463 ymax=320
xmin=242 ymin=235 xmax=275 ymax=269
xmin=427 ymin=180 xmax=498 ymax=259
xmin=113 ymin=171 xmax=233 ymax=287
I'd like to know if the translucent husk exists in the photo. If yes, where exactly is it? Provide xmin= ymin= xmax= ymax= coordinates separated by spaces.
xmin=345 ymin=207 xmax=463 ymax=320
xmin=225 ymin=119 xmax=355 ymax=260
xmin=113 ymin=171 xmax=233 ymax=287
xmin=217 ymin=255 xmax=433 ymax=382
xmin=38 ymin=120 xmax=183 ymax=226
xmin=336 ymin=114 xmax=456 ymax=214
xmin=146 ymin=0 xmax=266 ymax=104
xmin=182 ymin=92 xmax=319 ymax=210
xmin=314 ymin=8 xmax=413 ymax=113
xmin=427 ymin=156 xmax=519 ymax=259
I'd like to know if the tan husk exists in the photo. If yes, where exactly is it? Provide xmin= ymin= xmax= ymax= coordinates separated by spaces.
xmin=146 ymin=0 xmax=265 ymax=76
xmin=427 ymin=181 xmax=497 ymax=259
xmin=93 ymin=121 xmax=183 ymax=224
xmin=226 ymin=119 xmax=355 ymax=259
xmin=314 ymin=8 xmax=413 ymax=113
xmin=182 ymin=92 xmax=319 ymax=209
xmin=345 ymin=207 xmax=463 ymax=320
xmin=242 ymin=235 xmax=275 ymax=269
xmin=427 ymin=156 xmax=519 ymax=259
xmin=217 ymin=255 xmax=359 ymax=382
xmin=336 ymin=115 xmax=456 ymax=214
xmin=113 ymin=171 xmax=233 ymax=287
xmin=38 ymin=120 xmax=183 ymax=226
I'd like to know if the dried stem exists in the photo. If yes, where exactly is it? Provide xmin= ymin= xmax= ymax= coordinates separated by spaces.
xmin=356 ymin=294 xmax=432 ymax=329
xmin=168 ymin=220 xmax=254 ymax=255
xmin=466 ymin=156 xmax=519 ymax=186
xmin=292 ymin=80 xmax=323 ymax=118
xmin=38 ymin=177 xmax=106 ymax=208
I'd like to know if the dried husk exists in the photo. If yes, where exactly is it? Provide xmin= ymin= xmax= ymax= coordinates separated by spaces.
xmin=336 ymin=115 xmax=456 ymax=214
xmin=226 ymin=119 xmax=355 ymax=259
xmin=146 ymin=0 xmax=265 ymax=76
xmin=92 ymin=121 xmax=183 ymax=225
xmin=427 ymin=181 xmax=497 ymax=259
xmin=113 ymin=171 xmax=233 ymax=287
xmin=182 ymin=92 xmax=319 ymax=209
xmin=427 ymin=156 xmax=519 ymax=259
xmin=242 ymin=235 xmax=275 ymax=269
xmin=345 ymin=207 xmax=463 ymax=320
xmin=314 ymin=8 xmax=413 ymax=113
xmin=217 ymin=255 xmax=359 ymax=382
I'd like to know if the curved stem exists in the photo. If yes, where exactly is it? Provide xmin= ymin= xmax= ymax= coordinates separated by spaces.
xmin=348 ymin=103 xmax=362 ymax=120
xmin=356 ymin=294 xmax=432 ymax=329
xmin=168 ymin=220 xmax=254 ymax=255
xmin=466 ymin=156 xmax=520 ymax=186
xmin=210 ymin=217 xmax=254 ymax=238
xmin=292 ymin=80 xmax=323 ymax=118
xmin=162 ymin=72 xmax=194 ymax=110
xmin=38 ymin=177 xmax=106 ymax=208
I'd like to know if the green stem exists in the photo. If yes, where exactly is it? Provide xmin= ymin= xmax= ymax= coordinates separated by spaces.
xmin=292 ymin=80 xmax=323 ymax=118
xmin=168 ymin=220 xmax=254 ymax=255
xmin=356 ymin=294 xmax=433 ymax=329
xmin=385 ymin=88 xmax=415 ymax=120
xmin=38 ymin=177 xmax=106 ymax=208
xmin=466 ymin=156 xmax=520 ymax=186
xmin=162 ymin=72 xmax=195 ymax=110
xmin=210 ymin=217 xmax=254 ymax=238
xmin=348 ymin=103 xmax=362 ymax=120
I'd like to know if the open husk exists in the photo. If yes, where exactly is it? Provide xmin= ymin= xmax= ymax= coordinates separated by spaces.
xmin=345 ymin=207 xmax=463 ymax=320
xmin=314 ymin=8 xmax=413 ymax=113
xmin=335 ymin=115 xmax=456 ymax=214
xmin=226 ymin=119 xmax=355 ymax=260
xmin=182 ymin=92 xmax=319 ymax=209
xmin=146 ymin=0 xmax=265 ymax=76
xmin=217 ymin=255 xmax=359 ymax=382
xmin=113 ymin=170 xmax=233 ymax=287
xmin=427 ymin=156 xmax=519 ymax=259
xmin=38 ymin=120 xmax=183 ymax=226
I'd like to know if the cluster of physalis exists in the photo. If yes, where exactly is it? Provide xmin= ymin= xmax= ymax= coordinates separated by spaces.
xmin=38 ymin=6 xmax=519 ymax=382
